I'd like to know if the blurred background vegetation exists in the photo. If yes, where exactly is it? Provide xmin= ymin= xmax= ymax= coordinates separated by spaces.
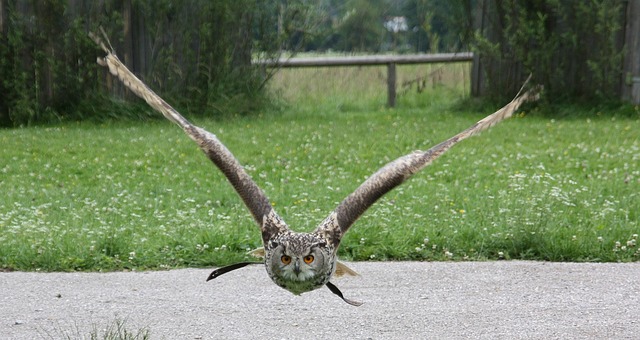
xmin=0 ymin=0 xmax=637 ymax=126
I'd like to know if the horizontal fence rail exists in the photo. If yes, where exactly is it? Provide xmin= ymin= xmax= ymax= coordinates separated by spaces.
xmin=256 ymin=52 xmax=473 ymax=67
xmin=255 ymin=52 xmax=473 ymax=107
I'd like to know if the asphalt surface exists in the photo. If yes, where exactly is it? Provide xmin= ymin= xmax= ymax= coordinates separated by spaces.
xmin=1 ymin=261 xmax=639 ymax=339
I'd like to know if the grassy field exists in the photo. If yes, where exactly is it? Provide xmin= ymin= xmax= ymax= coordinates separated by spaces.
xmin=1 ymin=63 xmax=639 ymax=271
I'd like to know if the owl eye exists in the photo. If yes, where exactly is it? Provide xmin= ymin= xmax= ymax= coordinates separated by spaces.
xmin=281 ymin=255 xmax=291 ymax=265
xmin=303 ymin=255 xmax=314 ymax=264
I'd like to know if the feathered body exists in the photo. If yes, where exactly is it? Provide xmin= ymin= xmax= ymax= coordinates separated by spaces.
xmin=91 ymin=32 xmax=540 ymax=306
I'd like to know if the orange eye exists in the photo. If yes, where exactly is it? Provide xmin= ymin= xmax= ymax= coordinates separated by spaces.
xmin=281 ymin=255 xmax=291 ymax=265
xmin=303 ymin=255 xmax=314 ymax=264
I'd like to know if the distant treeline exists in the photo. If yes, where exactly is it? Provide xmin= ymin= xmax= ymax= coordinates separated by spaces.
xmin=0 ymin=0 xmax=301 ymax=126
xmin=0 ymin=0 xmax=636 ymax=126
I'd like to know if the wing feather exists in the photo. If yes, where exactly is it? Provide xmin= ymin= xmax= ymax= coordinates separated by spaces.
xmin=91 ymin=33 xmax=288 ymax=242
xmin=315 ymin=79 xmax=541 ymax=245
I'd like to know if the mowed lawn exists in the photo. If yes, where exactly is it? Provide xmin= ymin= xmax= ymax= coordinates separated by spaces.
xmin=1 ymin=63 xmax=639 ymax=271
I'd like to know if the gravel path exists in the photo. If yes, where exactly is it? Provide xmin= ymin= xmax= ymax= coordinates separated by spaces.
xmin=1 ymin=261 xmax=639 ymax=339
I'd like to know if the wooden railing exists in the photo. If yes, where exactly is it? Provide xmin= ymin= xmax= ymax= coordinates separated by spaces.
xmin=256 ymin=52 xmax=473 ymax=107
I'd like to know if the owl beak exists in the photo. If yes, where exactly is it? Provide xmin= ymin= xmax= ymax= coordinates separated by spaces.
xmin=293 ymin=261 xmax=301 ymax=275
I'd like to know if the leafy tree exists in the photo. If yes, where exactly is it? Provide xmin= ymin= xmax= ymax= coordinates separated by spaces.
xmin=0 ymin=0 xmax=317 ymax=126
xmin=402 ymin=0 xmax=475 ymax=53
xmin=335 ymin=0 xmax=385 ymax=52
xmin=473 ymin=0 xmax=625 ymax=100
xmin=0 ymin=0 xmax=101 ymax=125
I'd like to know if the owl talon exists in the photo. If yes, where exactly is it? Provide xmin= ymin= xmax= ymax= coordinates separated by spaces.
xmin=206 ymin=262 xmax=259 ymax=281
xmin=326 ymin=281 xmax=363 ymax=306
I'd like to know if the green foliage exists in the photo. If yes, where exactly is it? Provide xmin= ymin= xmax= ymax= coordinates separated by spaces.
xmin=49 ymin=317 xmax=150 ymax=340
xmin=292 ymin=0 xmax=475 ymax=53
xmin=473 ymin=0 xmax=625 ymax=101
xmin=86 ymin=318 xmax=151 ymax=340
xmin=133 ymin=1 xmax=265 ymax=115
xmin=0 ymin=0 xmax=314 ymax=126
xmin=0 ymin=1 xmax=106 ymax=126
xmin=402 ymin=0 xmax=474 ymax=52
xmin=335 ymin=0 xmax=386 ymax=52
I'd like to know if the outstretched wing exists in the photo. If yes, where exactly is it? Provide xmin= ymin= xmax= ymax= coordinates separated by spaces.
xmin=90 ymin=33 xmax=289 ymax=243
xmin=314 ymin=80 xmax=541 ymax=247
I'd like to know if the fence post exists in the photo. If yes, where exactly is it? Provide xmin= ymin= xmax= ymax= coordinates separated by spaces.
xmin=387 ymin=62 xmax=396 ymax=107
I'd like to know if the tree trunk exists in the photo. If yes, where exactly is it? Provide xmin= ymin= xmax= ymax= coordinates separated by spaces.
xmin=232 ymin=9 xmax=253 ymax=69
xmin=0 ymin=0 xmax=6 ymax=34
xmin=471 ymin=0 xmax=486 ymax=97
xmin=133 ymin=1 xmax=147 ymax=80
xmin=0 ymin=0 xmax=9 ymax=126
xmin=622 ymin=0 xmax=640 ymax=104
xmin=122 ymin=0 xmax=134 ymax=99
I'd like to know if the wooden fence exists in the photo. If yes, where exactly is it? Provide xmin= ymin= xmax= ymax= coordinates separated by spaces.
xmin=256 ymin=52 xmax=474 ymax=107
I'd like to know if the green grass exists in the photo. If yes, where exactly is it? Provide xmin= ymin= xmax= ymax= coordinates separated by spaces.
xmin=41 ymin=317 xmax=150 ymax=339
xmin=1 ymin=63 xmax=639 ymax=271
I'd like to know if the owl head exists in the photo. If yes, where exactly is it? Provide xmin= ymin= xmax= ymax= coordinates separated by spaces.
xmin=265 ymin=232 xmax=336 ymax=295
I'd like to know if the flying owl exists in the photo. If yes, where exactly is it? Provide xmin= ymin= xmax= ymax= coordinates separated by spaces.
xmin=91 ymin=33 xmax=539 ymax=306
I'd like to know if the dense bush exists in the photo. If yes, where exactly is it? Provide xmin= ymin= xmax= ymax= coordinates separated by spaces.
xmin=0 ymin=0 xmax=631 ymax=126
xmin=0 ymin=0 xmax=310 ymax=126
xmin=473 ymin=0 xmax=626 ymax=101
